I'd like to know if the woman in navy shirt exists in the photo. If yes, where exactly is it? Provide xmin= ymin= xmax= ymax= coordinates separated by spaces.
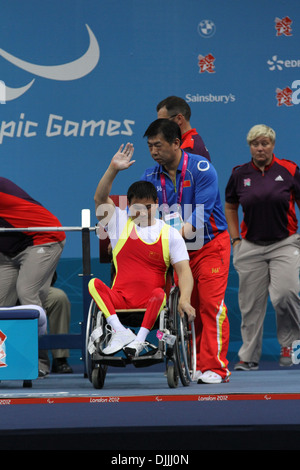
xmin=225 ymin=124 xmax=300 ymax=370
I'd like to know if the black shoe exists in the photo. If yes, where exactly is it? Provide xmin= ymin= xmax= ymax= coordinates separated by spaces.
xmin=38 ymin=369 xmax=49 ymax=378
xmin=234 ymin=361 xmax=259 ymax=371
xmin=51 ymin=358 xmax=73 ymax=374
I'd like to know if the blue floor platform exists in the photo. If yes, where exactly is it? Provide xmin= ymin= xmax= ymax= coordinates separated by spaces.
xmin=1 ymin=361 xmax=300 ymax=451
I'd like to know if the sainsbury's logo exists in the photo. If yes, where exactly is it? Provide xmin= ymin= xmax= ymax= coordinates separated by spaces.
xmin=186 ymin=93 xmax=235 ymax=104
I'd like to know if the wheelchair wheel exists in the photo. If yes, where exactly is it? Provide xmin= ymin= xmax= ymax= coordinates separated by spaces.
xmin=92 ymin=365 xmax=107 ymax=389
xmin=85 ymin=300 xmax=108 ymax=386
xmin=166 ymin=360 xmax=179 ymax=388
xmin=85 ymin=299 xmax=97 ymax=381
xmin=168 ymin=287 xmax=196 ymax=386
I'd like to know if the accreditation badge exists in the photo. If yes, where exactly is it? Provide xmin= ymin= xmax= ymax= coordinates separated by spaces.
xmin=163 ymin=211 xmax=184 ymax=232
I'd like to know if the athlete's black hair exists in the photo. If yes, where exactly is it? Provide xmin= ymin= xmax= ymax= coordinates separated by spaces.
xmin=127 ymin=180 xmax=157 ymax=204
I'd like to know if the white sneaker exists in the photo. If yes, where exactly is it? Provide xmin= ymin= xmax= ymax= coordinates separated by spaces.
xmin=192 ymin=370 xmax=203 ymax=382
xmin=124 ymin=339 xmax=148 ymax=358
xmin=101 ymin=329 xmax=136 ymax=355
xmin=197 ymin=370 xmax=224 ymax=384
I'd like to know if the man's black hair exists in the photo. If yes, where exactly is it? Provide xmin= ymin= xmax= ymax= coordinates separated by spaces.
xmin=143 ymin=119 xmax=181 ymax=144
xmin=127 ymin=180 xmax=158 ymax=204
xmin=156 ymin=95 xmax=191 ymax=121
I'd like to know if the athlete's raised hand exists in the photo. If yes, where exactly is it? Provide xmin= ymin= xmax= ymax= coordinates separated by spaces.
xmin=94 ymin=142 xmax=135 ymax=220
xmin=111 ymin=143 xmax=135 ymax=171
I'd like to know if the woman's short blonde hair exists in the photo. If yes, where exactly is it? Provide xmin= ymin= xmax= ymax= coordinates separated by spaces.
xmin=247 ymin=124 xmax=276 ymax=145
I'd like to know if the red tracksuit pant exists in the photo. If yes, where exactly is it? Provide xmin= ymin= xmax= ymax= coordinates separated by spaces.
xmin=89 ymin=278 xmax=166 ymax=330
xmin=189 ymin=230 xmax=231 ymax=379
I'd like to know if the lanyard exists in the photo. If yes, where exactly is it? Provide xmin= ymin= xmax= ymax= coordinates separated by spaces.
xmin=160 ymin=152 xmax=188 ymax=213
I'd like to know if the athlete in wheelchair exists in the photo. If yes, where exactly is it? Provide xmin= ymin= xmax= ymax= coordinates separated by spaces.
xmin=86 ymin=143 xmax=196 ymax=389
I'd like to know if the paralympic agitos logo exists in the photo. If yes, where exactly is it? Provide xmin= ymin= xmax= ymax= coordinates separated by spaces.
xmin=0 ymin=24 xmax=100 ymax=101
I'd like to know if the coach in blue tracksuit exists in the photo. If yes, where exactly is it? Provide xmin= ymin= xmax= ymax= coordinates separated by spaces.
xmin=141 ymin=119 xmax=231 ymax=384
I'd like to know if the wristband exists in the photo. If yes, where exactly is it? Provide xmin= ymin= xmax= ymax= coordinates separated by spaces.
xmin=231 ymin=237 xmax=241 ymax=245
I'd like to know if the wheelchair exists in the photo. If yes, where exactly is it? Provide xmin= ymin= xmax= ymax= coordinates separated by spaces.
xmin=85 ymin=285 xmax=196 ymax=389
xmin=85 ymin=195 xmax=196 ymax=389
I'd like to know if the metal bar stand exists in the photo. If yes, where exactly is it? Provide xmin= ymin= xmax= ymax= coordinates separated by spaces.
xmin=80 ymin=209 xmax=92 ymax=376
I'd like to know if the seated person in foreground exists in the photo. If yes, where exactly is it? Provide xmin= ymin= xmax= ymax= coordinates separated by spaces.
xmin=88 ymin=143 xmax=195 ymax=358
